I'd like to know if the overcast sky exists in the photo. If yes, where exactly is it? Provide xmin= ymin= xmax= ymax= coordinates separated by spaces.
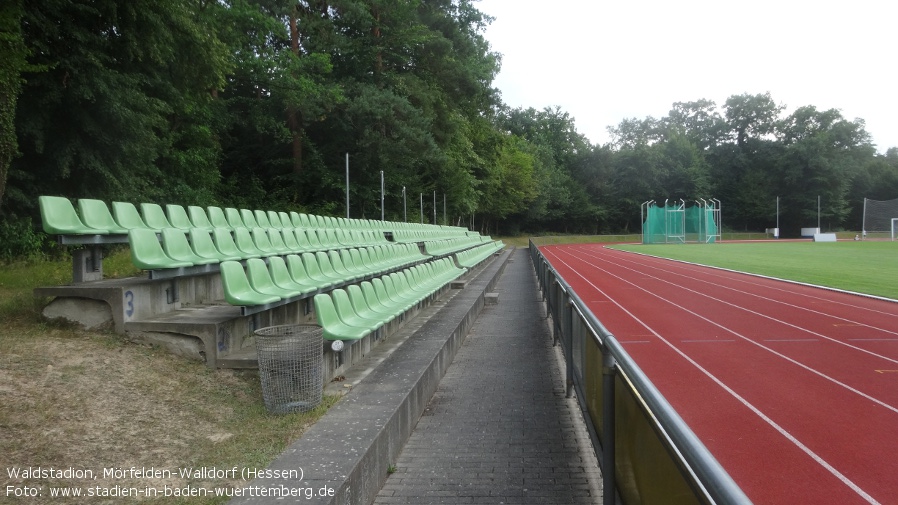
xmin=476 ymin=0 xmax=897 ymax=152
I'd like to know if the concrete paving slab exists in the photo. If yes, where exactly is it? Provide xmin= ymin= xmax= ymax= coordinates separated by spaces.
xmin=373 ymin=248 xmax=602 ymax=505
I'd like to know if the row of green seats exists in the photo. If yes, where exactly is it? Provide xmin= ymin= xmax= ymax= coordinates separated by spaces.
xmin=313 ymin=258 xmax=467 ymax=341
xmin=39 ymin=195 xmax=467 ymax=237
xmin=130 ymin=226 xmax=425 ymax=272
xmin=391 ymin=228 xmax=475 ymax=243
xmin=220 ymin=248 xmax=447 ymax=308
xmin=455 ymin=241 xmax=505 ymax=268
xmin=423 ymin=236 xmax=485 ymax=256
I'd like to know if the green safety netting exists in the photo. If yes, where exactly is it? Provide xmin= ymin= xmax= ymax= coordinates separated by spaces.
xmin=643 ymin=204 xmax=718 ymax=244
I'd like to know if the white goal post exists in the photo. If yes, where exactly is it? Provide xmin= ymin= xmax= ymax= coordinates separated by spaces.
xmin=862 ymin=197 xmax=898 ymax=240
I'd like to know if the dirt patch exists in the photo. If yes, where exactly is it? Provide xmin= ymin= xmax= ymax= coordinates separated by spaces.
xmin=0 ymin=322 xmax=326 ymax=504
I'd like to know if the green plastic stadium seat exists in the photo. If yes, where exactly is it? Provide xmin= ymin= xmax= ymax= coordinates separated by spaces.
xmin=301 ymin=252 xmax=343 ymax=284
xmin=113 ymin=202 xmax=151 ymax=230
xmin=255 ymin=228 xmax=291 ymax=255
xmin=328 ymin=250 xmax=360 ymax=280
xmin=245 ymin=258 xmax=300 ymax=298
xmin=189 ymin=229 xmax=242 ymax=262
xmin=161 ymin=228 xmax=217 ymax=265
xmin=384 ymin=274 xmax=420 ymax=307
xmin=313 ymin=293 xmax=370 ymax=341
xmin=220 ymin=261 xmax=281 ymax=306
xmin=292 ymin=229 xmax=314 ymax=252
xmin=267 ymin=256 xmax=316 ymax=294
xmin=240 ymin=209 xmax=260 ymax=229
xmin=347 ymin=284 xmax=395 ymax=321
xmin=77 ymin=198 xmax=128 ymax=233
xmin=141 ymin=203 xmax=173 ymax=230
xmin=285 ymin=254 xmax=333 ymax=290
xmin=281 ymin=228 xmax=302 ymax=252
xmin=188 ymin=206 xmax=215 ymax=230
xmin=265 ymin=211 xmax=283 ymax=229
xmin=128 ymin=228 xmax=193 ymax=270
xmin=233 ymin=227 xmax=270 ymax=257
xmin=305 ymin=229 xmax=325 ymax=250
xmin=331 ymin=289 xmax=383 ymax=331
xmin=225 ymin=208 xmax=245 ymax=228
xmin=315 ymin=251 xmax=350 ymax=282
xmin=373 ymin=277 xmax=412 ymax=312
xmin=213 ymin=228 xmax=259 ymax=260
xmin=278 ymin=212 xmax=292 ymax=230
xmin=166 ymin=204 xmax=196 ymax=231
xmin=290 ymin=211 xmax=304 ymax=228
xmin=253 ymin=210 xmax=272 ymax=229
xmin=205 ymin=206 xmax=231 ymax=229
xmin=361 ymin=281 xmax=404 ymax=318
xmin=39 ymin=196 xmax=106 ymax=235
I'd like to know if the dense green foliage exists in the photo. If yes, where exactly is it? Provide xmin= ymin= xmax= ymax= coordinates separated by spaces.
xmin=1 ymin=1 xmax=897 ymax=259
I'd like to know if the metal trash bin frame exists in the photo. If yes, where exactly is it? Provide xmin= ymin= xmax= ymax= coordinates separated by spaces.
xmin=254 ymin=324 xmax=323 ymax=414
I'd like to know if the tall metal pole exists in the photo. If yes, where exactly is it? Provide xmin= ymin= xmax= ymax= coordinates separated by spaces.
xmin=403 ymin=186 xmax=407 ymax=223
xmin=419 ymin=193 xmax=423 ymax=224
xmin=380 ymin=171 xmax=385 ymax=221
xmin=443 ymin=193 xmax=446 ymax=225
xmin=862 ymin=197 xmax=867 ymax=239
xmin=345 ymin=153 xmax=350 ymax=219
xmin=818 ymin=195 xmax=821 ymax=231
xmin=776 ymin=197 xmax=780 ymax=238
xmin=433 ymin=190 xmax=436 ymax=224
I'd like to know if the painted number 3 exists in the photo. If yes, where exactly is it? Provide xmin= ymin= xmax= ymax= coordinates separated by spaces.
xmin=124 ymin=290 xmax=134 ymax=318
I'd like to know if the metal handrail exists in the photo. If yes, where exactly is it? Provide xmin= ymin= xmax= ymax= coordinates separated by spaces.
xmin=529 ymin=240 xmax=751 ymax=505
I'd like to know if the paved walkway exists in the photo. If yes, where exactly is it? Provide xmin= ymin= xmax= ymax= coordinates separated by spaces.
xmin=374 ymin=248 xmax=602 ymax=505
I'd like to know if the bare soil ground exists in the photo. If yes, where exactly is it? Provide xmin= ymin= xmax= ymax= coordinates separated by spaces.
xmin=0 ymin=315 xmax=335 ymax=504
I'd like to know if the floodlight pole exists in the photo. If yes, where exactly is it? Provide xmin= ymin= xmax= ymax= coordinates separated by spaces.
xmin=345 ymin=153 xmax=350 ymax=218
xmin=433 ymin=191 xmax=437 ymax=224
xmin=420 ymin=193 xmax=423 ymax=224
xmin=818 ymin=195 xmax=821 ymax=231
xmin=776 ymin=196 xmax=780 ymax=239
xmin=402 ymin=186 xmax=407 ymax=222
xmin=862 ymin=197 xmax=867 ymax=239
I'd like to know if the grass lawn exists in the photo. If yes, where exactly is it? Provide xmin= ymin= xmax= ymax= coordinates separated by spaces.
xmin=610 ymin=241 xmax=898 ymax=300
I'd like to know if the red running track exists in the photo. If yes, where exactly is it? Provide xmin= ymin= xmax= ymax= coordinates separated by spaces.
xmin=541 ymin=244 xmax=898 ymax=505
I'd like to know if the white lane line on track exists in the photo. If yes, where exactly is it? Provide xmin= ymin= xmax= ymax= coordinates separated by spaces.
xmin=584 ymin=247 xmax=898 ymax=336
xmin=598 ymin=246 xmax=898 ymax=320
xmin=549 ymin=248 xmax=898 ymax=413
xmin=570 ymin=248 xmax=898 ymax=366
xmin=543 ymin=248 xmax=882 ymax=505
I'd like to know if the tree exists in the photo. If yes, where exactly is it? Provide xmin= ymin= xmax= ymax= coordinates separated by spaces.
xmin=0 ymin=0 xmax=28 ymax=209
xmin=664 ymin=99 xmax=727 ymax=150
xmin=724 ymin=92 xmax=783 ymax=148
xmin=775 ymin=105 xmax=874 ymax=231
xmin=12 ymin=0 xmax=233 ymax=213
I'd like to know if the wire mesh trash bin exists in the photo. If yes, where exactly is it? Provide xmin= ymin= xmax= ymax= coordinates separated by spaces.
xmin=254 ymin=324 xmax=323 ymax=414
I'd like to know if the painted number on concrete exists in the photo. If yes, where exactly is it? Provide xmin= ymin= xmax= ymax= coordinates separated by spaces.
xmin=124 ymin=290 xmax=135 ymax=319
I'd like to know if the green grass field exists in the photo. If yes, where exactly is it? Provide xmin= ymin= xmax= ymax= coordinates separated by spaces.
xmin=610 ymin=241 xmax=898 ymax=300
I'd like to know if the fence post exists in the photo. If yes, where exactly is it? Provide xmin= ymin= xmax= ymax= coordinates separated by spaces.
xmin=563 ymin=297 xmax=574 ymax=398
xmin=602 ymin=347 xmax=617 ymax=505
